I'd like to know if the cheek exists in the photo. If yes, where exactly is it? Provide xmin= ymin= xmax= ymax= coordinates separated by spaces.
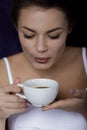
xmin=19 ymin=34 xmax=27 ymax=47
xmin=18 ymin=31 xmax=29 ymax=47
xmin=51 ymin=39 xmax=66 ymax=57
xmin=18 ymin=35 xmax=32 ymax=51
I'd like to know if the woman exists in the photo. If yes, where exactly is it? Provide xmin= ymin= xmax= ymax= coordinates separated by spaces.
xmin=0 ymin=0 xmax=87 ymax=129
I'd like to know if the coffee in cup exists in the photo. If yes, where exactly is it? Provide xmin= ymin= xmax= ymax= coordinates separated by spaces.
xmin=17 ymin=78 xmax=59 ymax=107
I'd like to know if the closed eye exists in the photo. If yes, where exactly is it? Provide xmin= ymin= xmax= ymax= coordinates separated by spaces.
xmin=24 ymin=34 xmax=35 ymax=39
xmin=48 ymin=34 xmax=60 ymax=39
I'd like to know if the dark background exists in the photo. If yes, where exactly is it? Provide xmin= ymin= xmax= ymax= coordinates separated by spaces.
xmin=0 ymin=0 xmax=87 ymax=58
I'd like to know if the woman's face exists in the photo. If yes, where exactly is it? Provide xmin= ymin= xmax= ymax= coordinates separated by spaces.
xmin=17 ymin=6 xmax=70 ymax=70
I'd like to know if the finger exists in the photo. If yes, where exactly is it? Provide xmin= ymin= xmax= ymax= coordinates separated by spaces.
xmin=14 ymin=77 xmax=21 ymax=85
xmin=42 ymin=104 xmax=56 ymax=111
xmin=2 ymin=107 xmax=28 ymax=116
xmin=42 ymin=98 xmax=80 ymax=111
xmin=42 ymin=100 xmax=66 ymax=111
xmin=70 ymin=89 xmax=87 ymax=99
xmin=4 ymin=102 xmax=28 ymax=109
xmin=0 ymin=85 xmax=22 ymax=94
xmin=3 ymin=94 xmax=27 ymax=103
xmin=0 ymin=91 xmax=26 ymax=103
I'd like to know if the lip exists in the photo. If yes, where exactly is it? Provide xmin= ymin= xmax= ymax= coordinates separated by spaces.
xmin=35 ymin=57 xmax=50 ymax=63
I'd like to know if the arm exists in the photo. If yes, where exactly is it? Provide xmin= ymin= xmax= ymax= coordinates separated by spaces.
xmin=0 ymin=115 xmax=6 ymax=130
xmin=70 ymin=88 xmax=87 ymax=119
xmin=0 ymin=78 xmax=28 ymax=130
xmin=42 ymin=88 xmax=87 ymax=120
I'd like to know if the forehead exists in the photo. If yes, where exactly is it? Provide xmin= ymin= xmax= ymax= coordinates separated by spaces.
xmin=18 ymin=6 xmax=68 ymax=29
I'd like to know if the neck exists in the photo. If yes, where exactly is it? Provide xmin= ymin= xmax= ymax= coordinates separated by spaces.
xmin=31 ymin=63 xmax=58 ymax=79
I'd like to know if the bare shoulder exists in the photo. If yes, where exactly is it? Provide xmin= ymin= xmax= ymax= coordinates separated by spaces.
xmin=65 ymin=46 xmax=82 ymax=54
xmin=7 ymin=52 xmax=35 ymax=82
xmin=0 ymin=52 xmax=24 ymax=86
xmin=0 ymin=52 xmax=37 ymax=86
xmin=65 ymin=47 xmax=86 ymax=68
xmin=85 ymin=47 xmax=87 ymax=56
xmin=54 ymin=47 xmax=87 ymax=98
xmin=0 ymin=56 xmax=10 ymax=86
xmin=60 ymin=47 xmax=82 ymax=65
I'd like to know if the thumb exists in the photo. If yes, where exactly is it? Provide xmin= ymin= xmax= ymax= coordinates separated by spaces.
xmin=13 ymin=77 xmax=21 ymax=85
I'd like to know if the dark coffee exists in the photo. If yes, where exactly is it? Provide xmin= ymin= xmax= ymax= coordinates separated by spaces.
xmin=34 ymin=86 xmax=49 ymax=89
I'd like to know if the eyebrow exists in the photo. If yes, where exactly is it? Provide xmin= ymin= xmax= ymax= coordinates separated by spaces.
xmin=21 ymin=26 xmax=63 ymax=33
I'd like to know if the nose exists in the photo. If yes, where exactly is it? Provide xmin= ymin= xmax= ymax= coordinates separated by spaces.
xmin=36 ymin=37 xmax=48 ymax=52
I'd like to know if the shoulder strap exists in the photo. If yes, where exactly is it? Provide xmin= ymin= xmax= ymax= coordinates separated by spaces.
xmin=82 ymin=47 xmax=87 ymax=75
xmin=3 ymin=57 xmax=13 ymax=84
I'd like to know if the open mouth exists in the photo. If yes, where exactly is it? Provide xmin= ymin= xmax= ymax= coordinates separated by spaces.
xmin=35 ymin=57 xmax=50 ymax=64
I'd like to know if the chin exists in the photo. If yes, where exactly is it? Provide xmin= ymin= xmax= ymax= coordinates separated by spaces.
xmin=33 ymin=63 xmax=53 ymax=70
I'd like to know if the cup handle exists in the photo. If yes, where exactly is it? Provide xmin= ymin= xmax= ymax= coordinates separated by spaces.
xmin=16 ymin=83 xmax=27 ymax=99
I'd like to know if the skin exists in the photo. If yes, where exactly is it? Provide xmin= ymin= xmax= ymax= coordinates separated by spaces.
xmin=17 ymin=7 xmax=69 ymax=70
xmin=17 ymin=7 xmax=87 ymax=118
xmin=0 ymin=6 xmax=87 ymax=129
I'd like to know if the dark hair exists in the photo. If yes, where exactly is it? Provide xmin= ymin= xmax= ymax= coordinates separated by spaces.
xmin=11 ymin=0 xmax=78 ymax=27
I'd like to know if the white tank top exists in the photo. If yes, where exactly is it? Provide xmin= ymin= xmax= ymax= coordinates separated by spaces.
xmin=3 ymin=48 xmax=87 ymax=130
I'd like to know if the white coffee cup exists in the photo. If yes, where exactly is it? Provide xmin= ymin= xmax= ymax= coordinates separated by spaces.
xmin=17 ymin=78 xmax=59 ymax=107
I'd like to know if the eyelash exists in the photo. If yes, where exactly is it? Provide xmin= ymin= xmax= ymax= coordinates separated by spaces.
xmin=48 ymin=34 xmax=60 ymax=39
xmin=24 ymin=34 xmax=35 ymax=39
xmin=24 ymin=34 xmax=60 ymax=40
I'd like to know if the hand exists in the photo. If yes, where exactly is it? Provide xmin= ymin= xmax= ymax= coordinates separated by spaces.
xmin=42 ymin=88 xmax=87 ymax=119
xmin=0 ymin=78 xmax=28 ymax=120
xmin=70 ymin=88 xmax=87 ymax=119
xmin=70 ymin=88 xmax=87 ymax=100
